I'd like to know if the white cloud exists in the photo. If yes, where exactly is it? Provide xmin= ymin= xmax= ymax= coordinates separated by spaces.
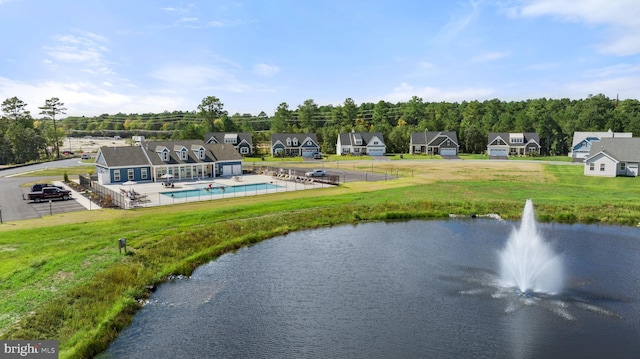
xmin=385 ymin=82 xmax=494 ymax=103
xmin=44 ymin=32 xmax=112 ymax=71
xmin=0 ymin=77 xmax=188 ymax=116
xmin=512 ymin=0 xmax=640 ymax=55
xmin=435 ymin=0 xmax=482 ymax=42
xmin=471 ymin=51 xmax=508 ymax=62
xmin=253 ymin=63 xmax=280 ymax=77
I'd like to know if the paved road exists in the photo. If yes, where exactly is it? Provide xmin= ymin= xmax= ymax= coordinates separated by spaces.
xmin=0 ymin=159 xmax=91 ymax=223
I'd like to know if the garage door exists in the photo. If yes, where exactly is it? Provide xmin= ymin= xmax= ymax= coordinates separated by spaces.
xmin=222 ymin=164 xmax=243 ymax=176
xmin=489 ymin=148 xmax=508 ymax=156
xmin=368 ymin=148 xmax=385 ymax=156
xmin=301 ymin=149 xmax=315 ymax=157
xmin=440 ymin=148 xmax=457 ymax=156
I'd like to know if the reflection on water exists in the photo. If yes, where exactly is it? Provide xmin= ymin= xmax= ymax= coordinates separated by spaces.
xmin=100 ymin=220 xmax=640 ymax=359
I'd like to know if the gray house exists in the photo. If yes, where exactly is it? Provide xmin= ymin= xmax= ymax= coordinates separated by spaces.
xmin=205 ymin=132 xmax=254 ymax=156
xmin=584 ymin=137 xmax=640 ymax=177
xmin=570 ymin=130 xmax=632 ymax=162
xmin=270 ymin=133 xmax=320 ymax=157
xmin=410 ymin=131 xmax=459 ymax=156
xmin=337 ymin=132 xmax=386 ymax=156
xmin=487 ymin=132 xmax=541 ymax=158
xmin=95 ymin=140 xmax=243 ymax=185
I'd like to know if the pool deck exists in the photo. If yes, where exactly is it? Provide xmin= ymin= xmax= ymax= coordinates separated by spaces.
xmin=103 ymin=173 xmax=333 ymax=209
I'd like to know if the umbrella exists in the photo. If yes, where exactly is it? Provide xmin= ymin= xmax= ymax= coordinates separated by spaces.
xmin=160 ymin=173 xmax=174 ymax=179
xmin=122 ymin=180 xmax=137 ymax=192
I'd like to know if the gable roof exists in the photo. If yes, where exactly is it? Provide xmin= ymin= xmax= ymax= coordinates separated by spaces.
xmin=205 ymin=143 xmax=244 ymax=161
xmin=586 ymin=137 xmax=640 ymax=162
xmin=270 ymin=133 xmax=319 ymax=145
xmin=338 ymin=132 xmax=385 ymax=146
xmin=204 ymin=132 xmax=253 ymax=145
xmin=141 ymin=140 xmax=213 ymax=165
xmin=488 ymin=132 xmax=540 ymax=146
xmin=572 ymin=130 xmax=632 ymax=148
xmin=96 ymin=146 xmax=150 ymax=168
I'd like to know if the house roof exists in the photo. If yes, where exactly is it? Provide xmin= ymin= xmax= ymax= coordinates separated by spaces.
xmin=97 ymin=146 xmax=150 ymax=168
xmin=204 ymin=132 xmax=253 ymax=145
xmin=270 ymin=133 xmax=319 ymax=145
xmin=488 ymin=132 xmax=540 ymax=146
xmin=205 ymin=143 xmax=244 ymax=161
xmin=586 ymin=137 xmax=640 ymax=162
xmin=338 ymin=132 xmax=385 ymax=146
xmin=140 ymin=140 xmax=223 ymax=166
xmin=572 ymin=130 xmax=632 ymax=148
xmin=411 ymin=131 xmax=459 ymax=146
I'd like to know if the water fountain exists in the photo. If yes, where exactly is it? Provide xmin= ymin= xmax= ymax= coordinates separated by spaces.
xmin=498 ymin=199 xmax=564 ymax=294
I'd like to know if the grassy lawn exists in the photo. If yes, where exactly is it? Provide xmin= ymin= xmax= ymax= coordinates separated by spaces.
xmin=1 ymin=160 xmax=639 ymax=358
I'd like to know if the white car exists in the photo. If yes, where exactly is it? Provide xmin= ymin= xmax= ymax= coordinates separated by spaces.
xmin=305 ymin=169 xmax=326 ymax=177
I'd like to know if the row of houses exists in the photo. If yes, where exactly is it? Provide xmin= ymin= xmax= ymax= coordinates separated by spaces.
xmin=96 ymin=130 xmax=640 ymax=185
xmin=204 ymin=131 xmax=541 ymax=158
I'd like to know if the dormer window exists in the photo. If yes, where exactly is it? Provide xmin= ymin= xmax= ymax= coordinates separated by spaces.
xmin=286 ymin=138 xmax=291 ymax=146
xmin=156 ymin=147 xmax=170 ymax=162
xmin=293 ymin=138 xmax=299 ymax=146
xmin=224 ymin=134 xmax=238 ymax=144
xmin=192 ymin=146 xmax=205 ymax=160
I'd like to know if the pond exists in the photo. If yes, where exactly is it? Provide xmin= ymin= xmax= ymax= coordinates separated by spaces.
xmin=100 ymin=217 xmax=640 ymax=358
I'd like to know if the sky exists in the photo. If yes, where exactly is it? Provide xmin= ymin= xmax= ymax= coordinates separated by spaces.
xmin=1 ymin=0 xmax=640 ymax=117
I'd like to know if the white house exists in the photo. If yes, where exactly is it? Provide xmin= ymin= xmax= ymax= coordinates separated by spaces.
xmin=337 ymin=132 xmax=386 ymax=156
xmin=570 ymin=130 xmax=632 ymax=161
xmin=584 ymin=137 xmax=640 ymax=177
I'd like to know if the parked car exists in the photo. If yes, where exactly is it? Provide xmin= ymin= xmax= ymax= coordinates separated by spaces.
xmin=81 ymin=153 xmax=91 ymax=159
xmin=30 ymin=183 xmax=64 ymax=192
xmin=312 ymin=152 xmax=323 ymax=159
xmin=62 ymin=150 xmax=75 ymax=156
xmin=305 ymin=169 xmax=326 ymax=177
xmin=26 ymin=187 xmax=72 ymax=203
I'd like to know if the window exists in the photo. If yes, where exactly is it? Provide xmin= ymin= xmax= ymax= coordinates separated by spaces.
xmin=589 ymin=163 xmax=594 ymax=171
xmin=128 ymin=169 xmax=134 ymax=180
xmin=114 ymin=170 xmax=121 ymax=182
xmin=286 ymin=138 xmax=291 ymax=146
xmin=178 ymin=149 xmax=188 ymax=160
xmin=199 ymin=149 xmax=205 ymax=159
xmin=141 ymin=168 xmax=148 ymax=180
xmin=240 ymin=147 xmax=249 ymax=154
xmin=293 ymin=138 xmax=299 ymax=146
xmin=600 ymin=163 xmax=605 ymax=172
xmin=446 ymin=140 xmax=451 ymax=146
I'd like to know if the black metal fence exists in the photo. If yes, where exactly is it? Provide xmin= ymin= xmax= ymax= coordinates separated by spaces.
xmin=78 ymin=174 xmax=127 ymax=209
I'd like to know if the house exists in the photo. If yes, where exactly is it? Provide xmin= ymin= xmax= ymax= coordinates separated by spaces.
xmin=205 ymin=132 xmax=254 ymax=156
xmin=570 ymin=130 xmax=632 ymax=162
xmin=410 ymin=131 xmax=459 ymax=156
xmin=487 ymin=132 xmax=541 ymax=158
xmin=95 ymin=146 xmax=152 ymax=185
xmin=95 ymin=140 xmax=243 ymax=185
xmin=584 ymin=137 xmax=640 ymax=177
xmin=270 ymin=133 xmax=320 ymax=157
xmin=337 ymin=132 xmax=386 ymax=156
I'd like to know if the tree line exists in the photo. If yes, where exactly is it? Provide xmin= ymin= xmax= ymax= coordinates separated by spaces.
xmin=2 ymin=94 xmax=640 ymax=165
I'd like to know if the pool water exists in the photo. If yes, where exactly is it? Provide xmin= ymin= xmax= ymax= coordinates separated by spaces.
xmin=161 ymin=183 xmax=282 ymax=199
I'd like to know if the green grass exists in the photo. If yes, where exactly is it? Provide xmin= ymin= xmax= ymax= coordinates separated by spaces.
xmin=1 ymin=162 xmax=639 ymax=358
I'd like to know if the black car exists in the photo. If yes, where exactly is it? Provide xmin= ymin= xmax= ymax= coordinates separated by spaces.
xmin=30 ymin=183 xmax=64 ymax=192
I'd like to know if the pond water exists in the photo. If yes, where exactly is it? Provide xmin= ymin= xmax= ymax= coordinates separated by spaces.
xmin=100 ymin=219 xmax=640 ymax=359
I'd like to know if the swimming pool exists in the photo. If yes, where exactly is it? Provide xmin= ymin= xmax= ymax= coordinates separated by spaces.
xmin=161 ymin=183 xmax=282 ymax=199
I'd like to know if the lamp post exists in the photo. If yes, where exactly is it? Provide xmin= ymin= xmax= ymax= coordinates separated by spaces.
xmin=0 ymin=205 xmax=3 ymax=224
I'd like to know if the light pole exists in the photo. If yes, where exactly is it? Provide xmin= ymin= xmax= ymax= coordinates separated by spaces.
xmin=0 ymin=205 xmax=3 ymax=224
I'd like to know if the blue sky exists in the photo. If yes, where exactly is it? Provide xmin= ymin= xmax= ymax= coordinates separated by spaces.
xmin=1 ymin=0 xmax=639 ymax=117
